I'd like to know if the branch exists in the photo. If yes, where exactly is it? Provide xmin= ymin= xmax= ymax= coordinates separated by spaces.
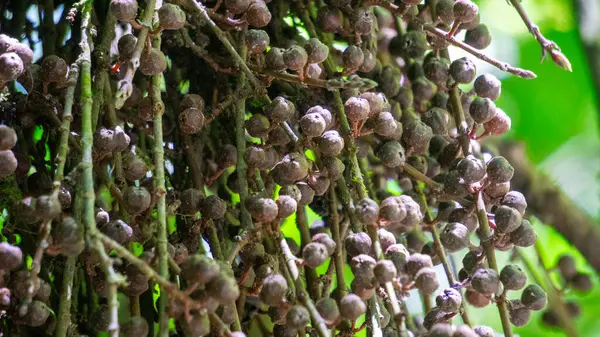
xmin=149 ymin=31 xmax=170 ymax=336
xmin=498 ymin=140 xmax=600 ymax=273
xmin=115 ymin=0 xmax=158 ymax=109
xmin=476 ymin=192 xmax=513 ymax=337
xmin=98 ymin=232 xmax=203 ymax=311
xmin=185 ymin=0 xmax=264 ymax=91
xmin=79 ymin=3 xmax=123 ymax=336
xmin=423 ymin=24 xmax=537 ymax=79
xmin=517 ymin=247 xmax=577 ymax=337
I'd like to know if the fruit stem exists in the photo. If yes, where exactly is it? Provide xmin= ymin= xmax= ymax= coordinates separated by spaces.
xmin=448 ymin=84 xmax=472 ymax=157
xmin=328 ymin=186 xmax=348 ymax=301
xmin=517 ymin=247 xmax=578 ymax=337
xmin=401 ymin=163 xmax=443 ymax=191
xmin=476 ymin=192 xmax=513 ymax=337
xmin=297 ymin=205 xmax=321 ymax=299
xmin=79 ymin=3 xmax=122 ymax=336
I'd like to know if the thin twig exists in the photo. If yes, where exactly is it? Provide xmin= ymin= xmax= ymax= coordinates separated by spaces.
xmin=423 ymin=24 xmax=536 ymax=79
xmin=508 ymin=0 xmax=572 ymax=71
xmin=181 ymin=28 xmax=237 ymax=75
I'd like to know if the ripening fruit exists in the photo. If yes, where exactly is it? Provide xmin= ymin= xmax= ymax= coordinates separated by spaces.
xmin=246 ymin=114 xmax=271 ymax=138
xmin=474 ymin=74 xmax=502 ymax=100
xmin=471 ymin=268 xmax=500 ymax=295
xmin=202 ymin=195 xmax=227 ymax=219
xmin=469 ymin=97 xmax=497 ymax=124
xmin=245 ymin=29 xmax=270 ymax=55
xmin=0 ymin=52 xmax=24 ymax=82
xmin=181 ymin=254 xmax=219 ymax=285
xmin=312 ymin=233 xmax=336 ymax=256
xmin=415 ymin=267 xmax=439 ymax=295
xmin=351 ymin=254 xmax=376 ymax=282
xmin=494 ymin=205 xmax=522 ymax=233
xmin=247 ymin=0 xmax=271 ymax=27
xmin=0 ymin=150 xmax=17 ymax=178
xmin=316 ymin=297 xmax=340 ymax=322
xmin=454 ymin=0 xmax=479 ymax=23
xmin=300 ymin=113 xmax=326 ymax=137
xmin=464 ymin=24 xmax=492 ymax=50
xmin=266 ymin=47 xmax=287 ymax=71
xmin=440 ymin=222 xmax=470 ymax=252
xmin=224 ymin=0 xmax=251 ymax=14
xmin=305 ymin=38 xmax=329 ymax=64
xmin=246 ymin=196 xmax=279 ymax=222
xmin=158 ymin=3 xmax=186 ymax=30
xmin=260 ymin=274 xmax=288 ymax=306
xmin=100 ymin=219 xmax=133 ymax=245
xmin=345 ymin=96 xmax=370 ymax=122
xmin=343 ymin=45 xmax=365 ymax=70
xmin=436 ymin=287 xmax=462 ymax=312
xmin=6 ymin=42 xmax=33 ymax=67
xmin=123 ymin=186 xmax=151 ymax=215
xmin=450 ymin=57 xmax=476 ymax=84
xmin=508 ymin=300 xmax=531 ymax=327
xmin=500 ymin=265 xmax=527 ymax=291
xmin=318 ymin=6 xmax=343 ymax=33
xmin=355 ymin=197 xmax=380 ymax=225
xmin=179 ymin=107 xmax=205 ymax=135
xmin=266 ymin=96 xmax=295 ymax=122
xmin=302 ymin=242 xmax=329 ymax=269
xmin=340 ymin=294 xmax=367 ymax=320
xmin=486 ymin=156 xmax=514 ymax=183
xmin=377 ymin=141 xmax=405 ymax=168
xmin=509 ymin=220 xmax=537 ymax=248
xmin=283 ymin=45 xmax=308 ymax=72
xmin=0 ymin=242 xmax=22 ymax=271
xmin=41 ymin=55 xmax=68 ymax=83
xmin=276 ymin=195 xmax=297 ymax=218
xmin=139 ymin=48 xmax=167 ymax=76
xmin=557 ymin=254 xmax=577 ymax=280
xmin=110 ymin=0 xmax=138 ymax=22
xmin=374 ymin=259 xmax=397 ymax=283
xmin=352 ymin=7 xmax=373 ymax=36
xmin=121 ymin=316 xmax=149 ymax=336
xmin=118 ymin=34 xmax=137 ymax=60
xmin=345 ymin=232 xmax=372 ymax=257
xmin=483 ymin=108 xmax=511 ymax=136
xmin=0 ymin=125 xmax=17 ymax=151
xmin=521 ymin=284 xmax=547 ymax=310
